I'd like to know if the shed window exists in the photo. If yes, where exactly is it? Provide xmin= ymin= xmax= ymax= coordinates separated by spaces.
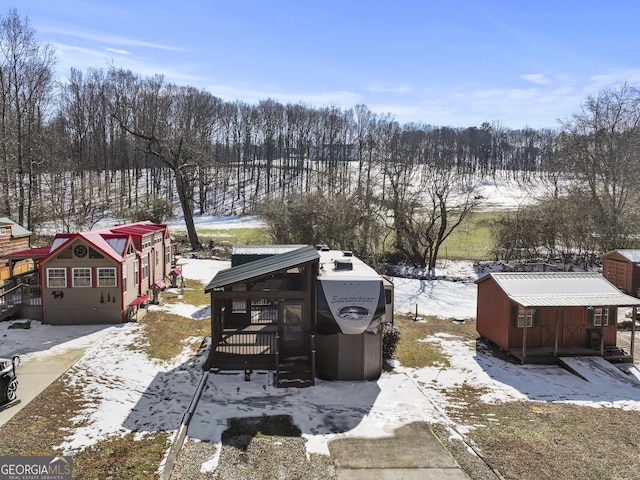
xmin=517 ymin=306 xmax=533 ymax=328
xmin=98 ymin=267 xmax=117 ymax=287
xmin=47 ymin=268 xmax=67 ymax=288
xmin=593 ymin=308 xmax=609 ymax=326
xmin=73 ymin=268 xmax=92 ymax=287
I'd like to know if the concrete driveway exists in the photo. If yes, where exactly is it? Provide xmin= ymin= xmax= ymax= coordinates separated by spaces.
xmin=0 ymin=346 xmax=94 ymax=427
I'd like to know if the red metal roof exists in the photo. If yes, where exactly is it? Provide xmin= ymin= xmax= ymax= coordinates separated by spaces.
xmin=129 ymin=295 xmax=148 ymax=306
xmin=0 ymin=246 xmax=50 ymax=260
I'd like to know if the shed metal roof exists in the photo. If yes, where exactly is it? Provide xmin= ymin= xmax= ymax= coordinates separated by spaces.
xmin=481 ymin=272 xmax=640 ymax=308
xmin=610 ymin=249 xmax=640 ymax=263
xmin=0 ymin=217 xmax=31 ymax=237
xmin=205 ymin=245 xmax=319 ymax=291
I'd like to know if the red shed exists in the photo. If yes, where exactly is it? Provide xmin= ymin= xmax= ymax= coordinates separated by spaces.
xmin=476 ymin=272 xmax=640 ymax=363
xmin=602 ymin=250 xmax=640 ymax=297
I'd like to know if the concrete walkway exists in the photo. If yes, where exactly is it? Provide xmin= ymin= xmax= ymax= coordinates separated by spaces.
xmin=0 ymin=347 xmax=88 ymax=428
xmin=329 ymin=422 xmax=470 ymax=479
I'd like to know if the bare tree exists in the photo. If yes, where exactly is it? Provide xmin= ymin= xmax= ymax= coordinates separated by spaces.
xmin=0 ymin=9 xmax=56 ymax=227
xmin=559 ymin=83 xmax=640 ymax=251
xmin=109 ymin=69 xmax=223 ymax=250
xmin=383 ymin=129 xmax=480 ymax=273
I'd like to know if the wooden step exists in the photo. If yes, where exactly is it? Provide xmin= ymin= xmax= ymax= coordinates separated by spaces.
xmin=276 ymin=355 xmax=314 ymax=388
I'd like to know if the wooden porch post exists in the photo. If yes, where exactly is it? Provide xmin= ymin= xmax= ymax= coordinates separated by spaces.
xmin=632 ymin=306 xmax=637 ymax=360
xmin=521 ymin=307 xmax=528 ymax=363
xmin=554 ymin=310 xmax=560 ymax=356
xmin=600 ymin=313 xmax=605 ymax=357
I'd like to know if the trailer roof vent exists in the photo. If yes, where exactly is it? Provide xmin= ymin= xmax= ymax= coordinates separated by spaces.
xmin=316 ymin=244 xmax=330 ymax=251
xmin=334 ymin=258 xmax=353 ymax=270
xmin=342 ymin=250 xmax=353 ymax=257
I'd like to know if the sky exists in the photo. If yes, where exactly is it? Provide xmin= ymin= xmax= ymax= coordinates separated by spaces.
xmin=7 ymin=0 xmax=640 ymax=130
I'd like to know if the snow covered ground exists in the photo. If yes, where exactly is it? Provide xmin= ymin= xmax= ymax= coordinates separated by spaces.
xmin=3 ymin=248 xmax=640 ymax=474
xmin=1 ymin=177 xmax=639 ymax=473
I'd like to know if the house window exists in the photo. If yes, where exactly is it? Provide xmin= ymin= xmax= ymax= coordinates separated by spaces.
xmin=47 ymin=268 xmax=67 ymax=288
xmin=98 ymin=267 xmax=117 ymax=287
xmin=517 ymin=306 xmax=533 ymax=328
xmin=142 ymin=235 xmax=152 ymax=249
xmin=594 ymin=308 xmax=609 ymax=326
xmin=142 ymin=256 xmax=149 ymax=279
xmin=73 ymin=268 xmax=92 ymax=287
xmin=123 ymin=266 xmax=128 ymax=292
xmin=134 ymin=262 xmax=139 ymax=286
xmin=166 ymin=245 xmax=171 ymax=265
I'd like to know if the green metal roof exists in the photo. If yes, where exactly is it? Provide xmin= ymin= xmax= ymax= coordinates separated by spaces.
xmin=0 ymin=217 xmax=31 ymax=237
xmin=204 ymin=245 xmax=319 ymax=291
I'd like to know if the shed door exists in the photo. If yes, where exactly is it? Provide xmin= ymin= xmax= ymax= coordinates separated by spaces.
xmin=562 ymin=316 xmax=583 ymax=347
xmin=605 ymin=260 xmax=627 ymax=291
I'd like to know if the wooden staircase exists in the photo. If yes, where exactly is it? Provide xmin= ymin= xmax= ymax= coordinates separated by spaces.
xmin=276 ymin=355 xmax=315 ymax=388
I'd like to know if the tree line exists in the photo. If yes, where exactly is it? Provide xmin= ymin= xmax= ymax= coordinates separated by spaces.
xmin=1 ymin=9 xmax=640 ymax=269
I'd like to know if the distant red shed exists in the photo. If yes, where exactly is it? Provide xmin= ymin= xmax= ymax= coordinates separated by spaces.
xmin=602 ymin=250 xmax=640 ymax=297
xmin=475 ymin=272 xmax=640 ymax=363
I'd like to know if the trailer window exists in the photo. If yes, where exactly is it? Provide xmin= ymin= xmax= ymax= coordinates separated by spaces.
xmin=47 ymin=268 xmax=67 ymax=288
xmin=73 ymin=268 xmax=92 ymax=287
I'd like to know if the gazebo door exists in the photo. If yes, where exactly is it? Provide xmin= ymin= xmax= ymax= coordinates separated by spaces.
xmin=280 ymin=301 xmax=307 ymax=355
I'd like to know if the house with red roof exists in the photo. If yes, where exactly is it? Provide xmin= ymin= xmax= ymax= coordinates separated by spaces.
xmin=39 ymin=221 xmax=174 ymax=325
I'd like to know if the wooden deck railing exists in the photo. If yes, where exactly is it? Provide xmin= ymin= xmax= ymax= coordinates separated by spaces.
xmin=0 ymin=283 xmax=42 ymax=320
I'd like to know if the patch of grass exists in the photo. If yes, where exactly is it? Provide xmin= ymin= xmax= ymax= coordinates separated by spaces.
xmin=161 ymin=278 xmax=209 ymax=307
xmin=223 ymin=416 xmax=301 ymax=448
xmin=72 ymin=432 xmax=170 ymax=480
xmin=138 ymin=310 xmax=210 ymax=361
xmin=440 ymin=210 xmax=498 ymax=260
xmin=0 ymin=377 xmax=86 ymax=456
xmin=464 ymin=401 xmax=640 ymax=480
xmin=188 ymin=227 xmax=271 ymax=246
xmin=394 ymin=315 xmax=479 ymax=369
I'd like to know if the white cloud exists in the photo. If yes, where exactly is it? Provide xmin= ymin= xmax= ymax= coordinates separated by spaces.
xmin=40 ymin=25 xmax=184 ymax=52
xmin=103 ymin=47 xmax=130 ymax=56
xmin=521 ymin=73 xmax=549 ymax=85
xmin=367 ymin=84 xmax=413 ymax=94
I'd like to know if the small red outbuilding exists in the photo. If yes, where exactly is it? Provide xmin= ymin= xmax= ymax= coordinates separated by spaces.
xmin=602 ymin=249 xmax=640 ymax=297
xmin=476 ymin=272 xmax=640 ymax=363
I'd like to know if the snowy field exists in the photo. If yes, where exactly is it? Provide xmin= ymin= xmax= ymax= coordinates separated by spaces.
xmin=2 ymin=175 xmax=639 ymax=474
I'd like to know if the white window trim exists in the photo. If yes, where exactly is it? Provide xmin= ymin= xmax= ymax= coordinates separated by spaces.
xmin=594 ymin=308 xmax=609 ymax=326
xmin=72 ymin=267 xmax=92 ymax=288
xmin=123 ymin=265 xmax=128 ymax=292
xmin=98 ymin=267 xmax=117 ymax=287
xmin=142 ymin=256 xmax=149 ymax=279
xmin=517 ymin=307 xmax=533 ymax=328
xmin=47 ymin=268 xmax=67 ymax=288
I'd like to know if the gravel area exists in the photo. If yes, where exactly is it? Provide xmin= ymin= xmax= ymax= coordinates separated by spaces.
xmin=169 ymin=436 xmax=336 ymax=480
xmin=169 ymin=421 xmax=502 ymax=480
xmin=430 ymin=423 xmax=503 ymax=480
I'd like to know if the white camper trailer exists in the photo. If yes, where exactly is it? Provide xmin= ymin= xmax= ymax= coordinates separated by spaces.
xmin=315 ymin=249 xmax=393 ymax=380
